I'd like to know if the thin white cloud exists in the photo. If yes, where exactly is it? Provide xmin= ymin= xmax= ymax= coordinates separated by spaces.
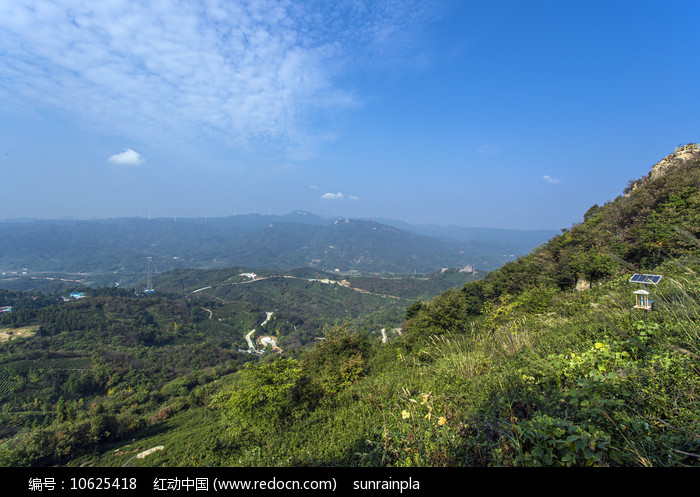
xmin=321 ymin=192 xmax=344 ymax=200
xmin=543 ymin=175 xmax=561 ymax=184
xmin=108 ymin=148 xmax=145 ymax=166
xmin=476 ymin=144 xmax=500 ymax=157
xmin=0 ymin=1 xmax=440 ymax=158
xmin=320 ymin=191 xmax=360 ymax=200
xmin=309 ymin=185 xmax=320 ymax=189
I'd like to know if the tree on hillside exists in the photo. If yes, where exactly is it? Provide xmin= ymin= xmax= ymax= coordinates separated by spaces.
xmin=217 ymin=358 xmax=321 ymax=439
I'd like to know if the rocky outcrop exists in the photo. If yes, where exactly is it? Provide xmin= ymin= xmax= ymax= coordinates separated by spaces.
xmin=575 ymin=277 xmax=591 ymax=292
xmin=648 ymin=143 xmax=700 ymax=182
xmin=626 ymin=144 xmax=699 ymax=196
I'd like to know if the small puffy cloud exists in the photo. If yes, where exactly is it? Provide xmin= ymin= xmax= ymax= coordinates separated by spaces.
xmin=348 ymin=194 xmax=360 ymax=201
xmin=108 ymin=149 xmax=145 ymax=166
xmin=321 ymin=192 xmax=344 ymax=200
xmin=543 ymin=175 xmax=561 ymax=184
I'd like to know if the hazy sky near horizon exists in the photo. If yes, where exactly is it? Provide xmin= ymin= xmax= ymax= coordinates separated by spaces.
xmin=1 ymin=0 xmax=698 ymax=230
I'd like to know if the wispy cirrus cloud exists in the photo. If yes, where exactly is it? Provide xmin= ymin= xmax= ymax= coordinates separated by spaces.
xmin=476 ymin=144 xmax=500 ymax=157
xmin=108 ymin=148 xmax=145 ymax=166
xmin=0 ymin=0 xmax=440 ymax=159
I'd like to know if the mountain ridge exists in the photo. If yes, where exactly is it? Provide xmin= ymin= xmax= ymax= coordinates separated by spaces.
xmin=0 ymin=212 xmax=556 ymax=281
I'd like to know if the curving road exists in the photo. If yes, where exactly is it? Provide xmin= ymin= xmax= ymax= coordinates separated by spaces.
xmin=245 ymin=311 xmax=275 ymax=354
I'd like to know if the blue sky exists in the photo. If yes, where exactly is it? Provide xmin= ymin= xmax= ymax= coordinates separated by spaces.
xmin=0 ymin=0 xmax=698 ymax=230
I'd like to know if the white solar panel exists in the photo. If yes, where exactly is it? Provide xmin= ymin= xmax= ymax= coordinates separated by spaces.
xmin=629 ymin=274 xmax=662 ymax=285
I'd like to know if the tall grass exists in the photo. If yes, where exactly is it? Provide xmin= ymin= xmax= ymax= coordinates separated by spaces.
xmin=654 ymin=269 xmax=700 ymax=355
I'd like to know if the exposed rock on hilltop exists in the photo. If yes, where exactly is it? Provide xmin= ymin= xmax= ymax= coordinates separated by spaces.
xmin=650 ymin=143 xmax=700 ymax=180
xmin=630 ymin=143 xmax=700 ymax=194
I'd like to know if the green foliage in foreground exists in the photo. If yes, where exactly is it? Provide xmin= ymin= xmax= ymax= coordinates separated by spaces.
xmin=202 ymin=265 xmax=699 ymax=467
xmin=0 ymin=254 xmax=700 ymax=466
xmin=1 ymin=274 xmax=698 ymax=467
xmin=16 ymin=260 xmax=691 ymax=469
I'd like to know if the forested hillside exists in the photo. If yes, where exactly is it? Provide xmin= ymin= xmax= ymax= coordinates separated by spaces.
xmin=0 ymin=146 xmax=698 ymax=468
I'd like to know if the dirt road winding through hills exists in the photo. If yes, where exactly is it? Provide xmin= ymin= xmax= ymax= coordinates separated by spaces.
xmin=189 ymin=274 xmax=411 ymax=302
xmin=245 ymin=311 xmax=275 ymax=354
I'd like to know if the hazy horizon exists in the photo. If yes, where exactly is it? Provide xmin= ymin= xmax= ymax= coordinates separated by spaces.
xmin=0 ymin=210 xmax=562 ymax=233
xmin=1 ymin=1 xmax=698 ymax=230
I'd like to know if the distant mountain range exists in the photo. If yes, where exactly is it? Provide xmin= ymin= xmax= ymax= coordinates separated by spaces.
xmin=371 ymin=218 xmax=557 ymax=254
xmin=0 ymin=211 xmax=558 ymax=282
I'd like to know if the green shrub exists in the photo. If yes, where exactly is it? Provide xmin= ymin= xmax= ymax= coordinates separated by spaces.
xmin=508 ymin=414 xmax=609 ymax=466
